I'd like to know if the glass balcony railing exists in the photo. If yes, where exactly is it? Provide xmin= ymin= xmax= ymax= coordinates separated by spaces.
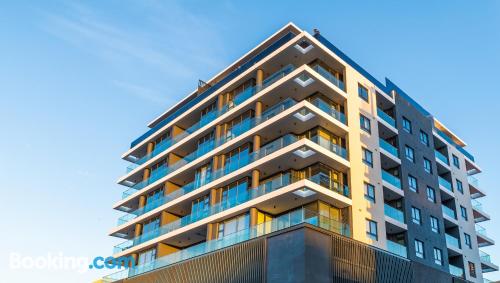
xmin=126 ymin=64 xmax=296 ymax=171
xmin=468 ymin=175 xmax=479 ymax=188
xmin=377 ymin=108 xmax=396 ymax=128
xmin=442 ymin=205 xmax=457 ymax=219
xmin=438 ymin=176 xmax=453 ymax=192
xmin=310 ymin=64 xmax=345 ymax=90
xmin=381 ymin=170 xmax=401 ymax=189
xmin=379 ymin=139 xmax=399 ymax=158
xmin=129 ymin=31 xmax=297 ymax=148
xmin=445 ymin=233 xmax=461 ymax=249
xmin=121 ymin=97 xmax=298 ymax=199
xmin=115 ymin=134 xmax=349 ymax=230
xmin=476 ymin=224 xmax=488 ymax=237
xmin=384 ymin=204 xmax=405 ymax=223
xmin=309 ymin=135 xmax=348 ymax=160
xmin=434 ymin=150 xmax=449 ymax=165
xmin=472 ymin=198 xmax=485 ymax=213
xmin=308 ymin=97 xmax=347 ymax=124
xmin=386 ymin=240 xmax=407 ymax=258
xmin=449 ymin=264 xmax=464 ymax=278
xmin=480 ymin=250 xmax=492 ymax=263
xmin=106 ymin=207 xmax=350 ymax=281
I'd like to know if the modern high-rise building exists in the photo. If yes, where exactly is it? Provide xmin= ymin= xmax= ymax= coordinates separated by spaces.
xmin=103 ymin=23 xmax=496 ymax=283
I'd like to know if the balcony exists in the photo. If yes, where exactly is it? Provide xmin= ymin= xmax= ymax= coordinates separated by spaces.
xmin=125 ymin=64 xmax=296 ymax=172
xmin=476 ymin=224 xmax=495 ymax=247
xmin=379 ymin=139 xmax=399 ymax=160
xmin=129 ymin=31 xmax=298 ymax=149
xmin=114 ymin=161 xmax=351 ymax=253
xmin=434 ymin=150 xmax=449 ymax=166
xmin=308 ymin=97 xmax=346 ymax=125
xmin=384 ymin=203 xmax=407 ymax=233
xmin=310 ymin=64 xmax=345 ymax=90
xmin=442 ymin=205 xmax=457 ymax=220
xmin=468 ymin=175 xmax=486 ymax=199
xmin=438 ymin=176 xmax=453 ymax=193
xmin=472 ymin=199 xmax=491 ymax=222
xmin=386 ymin=240 xmax=407 ymax=258
xmin=480 ymin=250 xmax=499 ymax=272
xmin=384 ymin=204 xmax=405 ymax=223
xmin=106 ymin=207 xmax=350 ymax=281
xmin=445 ymin=233 xmax=461 ymax=255
xmin=448 ymin=264 xmax=464 ymax=278
xmin=381 ymin=170 xmax=402 ymax=190
xmin=377 ymin=108 xmax=397 ymax=130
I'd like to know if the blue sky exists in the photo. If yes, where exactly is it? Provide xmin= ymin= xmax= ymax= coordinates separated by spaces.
xmin=1 ymin=1 xmax=499 ymax=282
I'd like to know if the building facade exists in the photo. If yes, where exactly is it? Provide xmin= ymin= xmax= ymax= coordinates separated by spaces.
xmin=104 ymin=23 xmax=496 ymax=282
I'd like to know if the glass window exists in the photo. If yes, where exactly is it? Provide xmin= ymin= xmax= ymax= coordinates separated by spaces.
xmin=469 ymin=261 xmax=476 ymax=278
xmin=433 ymin=248 xmax=442 ymax=265
xmin=405 ymin=145 xmax=415 ymax=162
xmin=142 ymin=217 xmax=160 ymax=235
xmin=364 ymin=183 xmax=375 ymax=203
xmin=217 ymin=213 xmax=250 ymax=238
xmin=415 ymin=239 xmax=424 ymax=258
xmin=358 ymin=84 xmax=369 ymax=102
xmin=426 ymin=186 xmax=436 ymax=203
xmin=402 ymin=117 xmax=412 ymax=133
xmin=138 ymin=248 xmax=157 ymax=266
xmin=366 ymin=219 xmax=378 ymax=240
xmin=362 ymin=147 xmax=373 ymax=167
xmin=192 ymin=195 xmax=210 ymax=220
xmin=430 ymin=216 xmax=439 ymax=233
xmin=220 ymin=179 xmax=249 ymax=208
xmin=460 ymin=205 xmax=468 ymax=220
xmin=408 ymin=175 xmax=418 ymax=192
xmin=423 ymin=158 xmax=432 ymax=174
xmin=420 ymin=130 xmax=429 ymax=146
xmin=452 ymin=155 xmax=460 ymax=168
xmin=412 ymin=207 xmax=422 ymax=225
xmin=456 ymin=179 xmax=463 ymax=194
xmin=360 ymin=114 xmax=371 ymax=133
xmin=465 ymin=233 xmax=472 ymax=249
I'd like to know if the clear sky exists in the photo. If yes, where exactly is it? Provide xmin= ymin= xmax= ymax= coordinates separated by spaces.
xmin=1 ymin=1 xmax=499 ymax=282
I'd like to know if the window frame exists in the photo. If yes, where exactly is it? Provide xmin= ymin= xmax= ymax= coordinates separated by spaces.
xmin=362 ymin=147 xmax=373 ymax=167
xmin=402 ymin=117 xmax=412 ymax=133
xmin=405 ymin=145 xmax=415 ymax=162
xmin=415 ymin=239 xmax=424 ymax=258
xmin=360 ymin=114 xmax=371 ymax=134
xmin=411 ymin=206 xmax=422 ymax=225
xmin=358 ymin=84 xmax=369 ymax=102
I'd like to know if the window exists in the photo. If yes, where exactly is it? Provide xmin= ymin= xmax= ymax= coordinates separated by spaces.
xmin=402 ymin=117 xmax=412 ymax=133
xmin=452 ymin=155 xmax=460 ymax=168
xmin=364 ymin=183 xmax=375 ymax=203
xmin=433 ymin=248 xmax=442 ymax=265
xmin=408 ymin=175 xmax=418 ymax=192
xmin=138 ymin=248 xmax=157 ymax=266
xmin=430 ymin=216 xmax=439 ymax=233
xmin=464 ymin=233 xmax=472 ymax=249
xmin=358 ymin=84 xmax=369 ymax=102
xmin=411 ymin=207 xmax=422 ymax=225
xmin=423 ymin=158 xmax=432 ymax=174
xmin=456 ymin=179 xmax=463 ymax=194
xmin=415 ymin=239 xmax=424 ymax=258
xmin=460 ymin=205 xmax=468 ymax=221
xmin=362 ymin=147 xmax=373 ymax=167
xmin=218 ymin=213 xmax=250 ymax=238
xmin=366 ymin=219 xmax=378 ymax=240
xmin=420 ymin=130 xmax=429 ymax=146
xmin=426 ymin=186 xmax=436 ymax=203
xmin=405 ymin=145 xmax=415 ymax=162
xmin=360 ymin=114 xmax=371 ymax=133
xmin=468 ymin=261 xmax=476 ymax=278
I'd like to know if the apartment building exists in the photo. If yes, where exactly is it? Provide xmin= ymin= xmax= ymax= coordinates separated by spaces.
xmin=103 ymin=23 xmax=496 ymax=282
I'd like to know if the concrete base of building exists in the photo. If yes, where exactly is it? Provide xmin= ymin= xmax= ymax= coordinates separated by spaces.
xmin=113 ymin=224 xmax=468 ymax=283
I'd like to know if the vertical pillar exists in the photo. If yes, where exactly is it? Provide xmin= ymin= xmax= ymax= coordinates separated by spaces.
xmin=217 ymin=93 xmax=224 ymax=111
xmin=251 ymin=170 xmax=260 ymax=189
xmin=138 ymin=195 xmax=146 ymax=209
xmin=255 ymin=101 xmax=263 ymax=122
xmin=130 ymin=253 xmax=138 ymax=268
xmin=206 ymin=223 xmax=219 ymax=241
xmin=146 ymin=142 xmax=154 ymax=155
xmin=256 ymin=69 xmax=264 ymax=91
xmin=160 ymin=211 xmax=179 ymax=226
xmin=143 ymin=168 xmax=151 ymax=181
xmin=253 ymin=135 xmax=261 ymax=152
xmin=134 ymin=223 xmax=142 ymax=238
xmin=249 ymin=207 xmax=259 ymax=226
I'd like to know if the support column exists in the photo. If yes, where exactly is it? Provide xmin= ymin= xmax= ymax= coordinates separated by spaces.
xmin=217 ymin=93 xmax=224 ymax=111
xmin=168 ymin=152 xmax=181 ymax=166
xmin=146 ymin=142 xmax=154 ymax=155
xmin=249 ymin=207 xmax=259 ymax=227
xmin=255 ymin=101 xmax=263 ymax=122
xmin=134 ymin=223 xmax=143 ymax=238
xmin=130 ymin=253 xmax=138 ymax=267
xmin=256 ymin=69 xmax=264 ymax=91
xmin=138 ymin=195 xmax=146 ymax=209
xmin=171 ymin=125 xmax=184 ymax=138
xmin=206 ymin=223 xmax=219 ymax=241
xmin=142 ymin=168 xmax=151 ymax=182
xmin=251 ymin=170 xmax=260 ymax=189
xmin=253 ymin=135 xmax=261 ymax=152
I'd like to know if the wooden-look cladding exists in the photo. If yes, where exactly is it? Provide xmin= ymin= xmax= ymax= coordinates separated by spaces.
xmin=118 ymin=238 xmax=265 ymax=283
